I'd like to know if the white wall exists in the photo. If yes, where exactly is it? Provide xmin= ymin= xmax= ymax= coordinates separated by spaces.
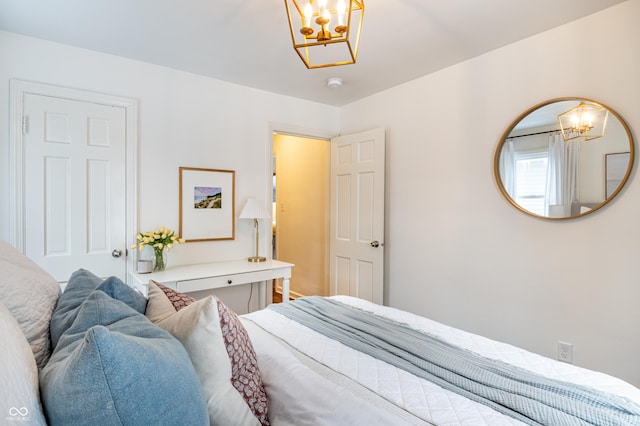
xmin=0 ymin=30 xmax=339 ymax=312
xmin=340 ymin=0 xmax=640 ymax=386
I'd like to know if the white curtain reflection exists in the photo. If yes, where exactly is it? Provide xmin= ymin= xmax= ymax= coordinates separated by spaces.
xmin=499 ymin=139 xmax=516 ymax=198
xmin=545 ymin=133 xmax=580 ymax=217
xmin=563 ymin=138 xmax=580 ymax=214
xmin=545 ymin=133 xmax=563 ymax=215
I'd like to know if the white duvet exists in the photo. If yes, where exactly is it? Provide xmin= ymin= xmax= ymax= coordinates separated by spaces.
xmin=242 ymin=296 xmax=640 ymax=425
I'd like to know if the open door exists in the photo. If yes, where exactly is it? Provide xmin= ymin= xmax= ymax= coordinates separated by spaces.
xmin=329 ymin=128 xmax=385 ymax=304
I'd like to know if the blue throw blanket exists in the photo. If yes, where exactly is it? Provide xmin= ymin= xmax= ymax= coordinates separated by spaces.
xmin=268 ymin=297 xmax=640 ymax=426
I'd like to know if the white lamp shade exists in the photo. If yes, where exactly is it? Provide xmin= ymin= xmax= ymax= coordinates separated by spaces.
xmin=239 ymin=198 xmax=269 ymax=219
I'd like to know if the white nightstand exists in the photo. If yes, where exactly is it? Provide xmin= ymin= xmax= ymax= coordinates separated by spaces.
xmin=129 ymin=259 xmax=294 ymax=310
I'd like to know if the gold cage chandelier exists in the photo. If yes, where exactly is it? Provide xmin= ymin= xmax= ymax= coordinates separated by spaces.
xmin=284 ymin=0 xmax=364 ymax=69
xmin=557 ymin=102 xmax=609 ymax=142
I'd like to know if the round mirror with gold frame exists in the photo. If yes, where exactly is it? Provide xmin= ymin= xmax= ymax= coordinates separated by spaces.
xmin=494 ymin=98 xmax=634 ymax=220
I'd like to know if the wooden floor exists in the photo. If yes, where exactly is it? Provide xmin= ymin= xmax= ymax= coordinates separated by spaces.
xmin=271 ymin=284 xmax=293 ymax=303
xmin=272 ymin=287 xmax=282 ymax=303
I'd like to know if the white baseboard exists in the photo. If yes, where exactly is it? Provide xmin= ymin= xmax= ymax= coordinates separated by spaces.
xmin=274 ymin=286 xmax=304 ymax=300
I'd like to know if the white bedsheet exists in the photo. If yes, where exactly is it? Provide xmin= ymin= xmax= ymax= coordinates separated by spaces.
xmin=243 ymin=296 xmax=640 ymax=425
xmin=242 ymin=320 xmax=430 ymax=425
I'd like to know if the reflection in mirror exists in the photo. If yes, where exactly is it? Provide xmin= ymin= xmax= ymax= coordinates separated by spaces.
xmin=495 ymin=98 xmax=634 ymax=219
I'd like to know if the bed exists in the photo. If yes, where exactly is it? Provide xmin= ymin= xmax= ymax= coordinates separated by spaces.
xmin=242 ymin=296 xmax=640 ymax=426
xmin=1 ymin=239 xmax=640 ymax=425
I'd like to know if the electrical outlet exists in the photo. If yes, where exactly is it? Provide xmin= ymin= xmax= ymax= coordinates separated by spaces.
xmin=558 ymin=341 xmax=573 ymax=363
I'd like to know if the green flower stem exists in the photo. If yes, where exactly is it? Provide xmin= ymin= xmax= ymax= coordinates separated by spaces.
xmin=153 ymin=247 xmax=166 ymax=271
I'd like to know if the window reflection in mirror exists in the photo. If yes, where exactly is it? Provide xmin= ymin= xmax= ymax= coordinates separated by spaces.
xmin=494 ymin=98 xmax=634 ymax=220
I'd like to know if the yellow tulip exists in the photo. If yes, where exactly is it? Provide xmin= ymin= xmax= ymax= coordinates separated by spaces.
xmin=133 ymin=226 xmax=185 ymax=254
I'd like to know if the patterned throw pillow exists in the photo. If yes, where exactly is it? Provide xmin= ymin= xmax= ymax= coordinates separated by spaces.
xmin=145 ymin=281 xmax=269 ymax=425
xmin=217 ymin=298 xmax=269 ymax=424
xmin=154 ymin=281 xmax=195 ymax=311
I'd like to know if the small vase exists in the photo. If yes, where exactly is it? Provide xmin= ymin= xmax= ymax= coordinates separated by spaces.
xmin=153 ymin=247 xmax=167 ymax=271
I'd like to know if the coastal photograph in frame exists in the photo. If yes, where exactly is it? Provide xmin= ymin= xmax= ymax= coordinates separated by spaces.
xmin=179 ymin=167 xmax=235 ymax=241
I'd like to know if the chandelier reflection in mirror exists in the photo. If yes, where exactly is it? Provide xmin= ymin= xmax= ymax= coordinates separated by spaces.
xmin=284 ymin=0 xmax=364 ymax=69
xmin=557 ymin=101 xmax=609 ymax=142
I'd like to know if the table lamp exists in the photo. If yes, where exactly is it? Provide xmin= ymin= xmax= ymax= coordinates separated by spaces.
xmin=239 ymin=198 xmax=269 ymax=262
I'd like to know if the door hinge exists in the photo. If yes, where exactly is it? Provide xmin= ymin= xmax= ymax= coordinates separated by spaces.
xmin=22 ymin=116 xmax=29 ymax=135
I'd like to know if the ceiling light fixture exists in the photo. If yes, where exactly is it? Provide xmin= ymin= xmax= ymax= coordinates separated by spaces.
xmin=284 ymin=0 xmax=364 ymax=69
xmin=557 ymin=102 xmax=609 ymax=142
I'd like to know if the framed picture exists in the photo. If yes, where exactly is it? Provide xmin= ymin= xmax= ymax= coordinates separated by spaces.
xmin=605 ymin=152 xmax=630 ymax=199
xmin=179 ymin=167 xmax=235 ymax=242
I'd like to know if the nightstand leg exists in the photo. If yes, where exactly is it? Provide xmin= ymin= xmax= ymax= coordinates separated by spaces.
xmin=282 ymin=277 xmax=290 ymax=302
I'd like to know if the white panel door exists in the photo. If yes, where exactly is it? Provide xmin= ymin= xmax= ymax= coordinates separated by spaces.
xmin=23 ymin=94 xmax=127 ymax=282
xmin=329 ymin=128 xmax=385 ymax=304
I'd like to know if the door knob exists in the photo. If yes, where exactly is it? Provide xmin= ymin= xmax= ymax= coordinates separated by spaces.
xmin=370 ymin=240 xmax=380 ymax=248
xmin=111 ymin=249 xmax=123 ymax=258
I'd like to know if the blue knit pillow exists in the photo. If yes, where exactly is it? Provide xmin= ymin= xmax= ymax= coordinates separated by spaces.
xmin=49 ymin=269 xmax=103 ymax=349
xmin=49 ymin=269 xmax=146 ymax=349
xmin=40 ymin=291 xmax=208 ymax=426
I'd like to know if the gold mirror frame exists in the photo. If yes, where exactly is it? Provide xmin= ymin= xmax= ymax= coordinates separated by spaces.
xmin=494 ymin=98 xmax=635 ymax=220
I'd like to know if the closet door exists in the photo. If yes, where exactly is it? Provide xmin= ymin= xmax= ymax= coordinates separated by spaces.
xmin=21 ymin=93 xmax=128 ymax=282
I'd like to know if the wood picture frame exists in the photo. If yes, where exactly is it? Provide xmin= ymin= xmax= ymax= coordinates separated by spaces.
xmin=179 ymin=167 xmax=235 ymax=242
xmin=605 ymin=152 xmax=630 ymax=199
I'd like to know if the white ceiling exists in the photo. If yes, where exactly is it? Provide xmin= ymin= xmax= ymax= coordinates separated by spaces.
xmin=0 ymin=0 xmax=626 ymax=106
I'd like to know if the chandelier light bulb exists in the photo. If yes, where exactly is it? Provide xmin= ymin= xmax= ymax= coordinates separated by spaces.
xmin=337 ymin=0 xmax=346 ymax=25
xmin=322 ymin=7 xmax=331 ymax=23
xmin=303 ymin=2 xmax=313 ymax=28
xmin=571 ymin=114 xmax=579 ymax=126
xmin=584 ymin=112 xmax=593 ymax=126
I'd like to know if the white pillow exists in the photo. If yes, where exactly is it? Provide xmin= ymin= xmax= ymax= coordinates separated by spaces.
xmin=145 ymin=281 xmax=267 ymax=426
xmin=0 ymin=240 xmax=61 ymax=369
xmin=0 ymin=301 xmax=47 ymax=425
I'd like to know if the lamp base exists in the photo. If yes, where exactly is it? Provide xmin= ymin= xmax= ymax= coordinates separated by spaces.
xmin=248 ymin=256 xmax=266 ymax=263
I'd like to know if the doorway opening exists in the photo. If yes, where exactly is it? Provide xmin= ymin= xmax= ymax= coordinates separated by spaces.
xmin=272 ymin=133 xmax=330 ymax=300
